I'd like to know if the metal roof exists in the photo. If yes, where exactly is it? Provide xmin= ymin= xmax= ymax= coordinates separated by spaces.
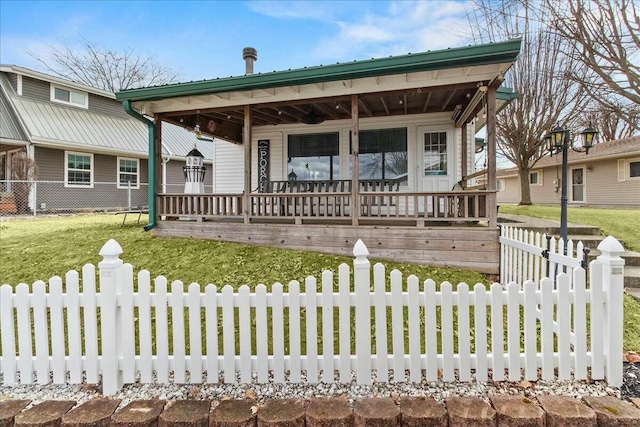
xmin=0 ymin=84 xmax=29 ymax=143
xmin=0 ymin=71 xmax=214 ymax=159
xmin=116 ymin=39 xmax=522 ymax=102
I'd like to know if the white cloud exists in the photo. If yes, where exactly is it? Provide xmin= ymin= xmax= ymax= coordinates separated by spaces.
xmin=267 ymin=0 xmax=476 ymax=63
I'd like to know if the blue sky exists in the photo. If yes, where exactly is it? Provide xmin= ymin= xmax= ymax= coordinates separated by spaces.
xmin=0 ymin=0 xmax=475 ymax=82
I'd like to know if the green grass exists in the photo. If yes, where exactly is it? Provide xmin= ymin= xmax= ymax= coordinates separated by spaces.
xmin=498 ymin=204 xmax=640 ymax=252
xmin=499 ymin=204 xmax=640 ymax=352
xmin=1 ymin=213 xmax=638 ymax=353
xmin=0 ymin=214 xmax=486 ymax=288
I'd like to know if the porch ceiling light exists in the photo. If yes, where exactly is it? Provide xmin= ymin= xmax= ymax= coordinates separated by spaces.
xmin=301 ymin=108 xmax=324 ymax=124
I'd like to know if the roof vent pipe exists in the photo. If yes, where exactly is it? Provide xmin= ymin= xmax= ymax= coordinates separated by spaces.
xmin=243 ymin=47 xmax=258 ymax=75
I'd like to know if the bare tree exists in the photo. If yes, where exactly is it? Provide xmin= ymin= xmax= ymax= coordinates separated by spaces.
xmin=584 ymin=106 xmax=639 ymax=142
xmin=546 ymin=0 xmax=640 ymax=133
xmin=30 ymin=40 xmax=178 ymax=91
xmin=467 ymin=0 xmax=589 ymax=204
xmin=11 ymin=149 xmax=38 ymax=214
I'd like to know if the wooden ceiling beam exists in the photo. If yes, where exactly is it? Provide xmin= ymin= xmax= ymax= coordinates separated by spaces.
xmin=380 ymin=97 xmax=390 ymax=115
xmin=441 ymin=89 xmax=457 ymax=111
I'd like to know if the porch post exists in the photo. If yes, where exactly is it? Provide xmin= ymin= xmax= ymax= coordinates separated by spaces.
xmin=461 ymin=124 xmax=468 ymax=186
xmin=486 ymin=86 xmax=497 ymax=228
xmin=243 ymin=105 xmax=252 ymax=224
xmin=351 ymin=94 xmax=360 ymax=226
xmin=154 ymin=115 xmax=163 ymax=224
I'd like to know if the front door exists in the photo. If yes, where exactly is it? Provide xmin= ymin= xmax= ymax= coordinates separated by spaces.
xmin=418 ymin=127 xmax=454 ymax=191
xmin=417 ymin=127 xmax=454 ymax=215
xmin=571 ymin=166 xmax=585 ymax=203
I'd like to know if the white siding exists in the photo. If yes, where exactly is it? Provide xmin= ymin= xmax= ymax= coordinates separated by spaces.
xmin=214 ymin=140 xmax=244 ymax=193
xmin=240 ymin=112 xmax=458 ymax=193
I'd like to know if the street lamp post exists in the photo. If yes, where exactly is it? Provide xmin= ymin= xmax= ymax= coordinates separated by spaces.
xmin=545 ymin=123 xmax=599 ymax=251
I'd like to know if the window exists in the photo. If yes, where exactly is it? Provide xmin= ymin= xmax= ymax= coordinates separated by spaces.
xmin=630 ymin=160 xmax=640 ymax=178
xmin=51 ymin=84 xmax=88 ymax=108
xmin=529 ymin=171 xmax=543 ymax=186
xmin=497 ymin=179 xmax=505 ymax=191
xmin=117 ymin=157 xmax=139 ymax=189
xmin=350 ymin=128 xmax=408 ymax=182
xmin=0 ymin=153 xmax=5 ymax=181
xmin=424 ymin=132 xmax=447 ymax=175
xmin=65 ymin=152 xmax=93 ymax=187
xmin=287 ymin=132 xmax=339 ymax=180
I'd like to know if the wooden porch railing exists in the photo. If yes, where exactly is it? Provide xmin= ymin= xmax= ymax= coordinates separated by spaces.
xmin=158 ymin=191 xmax=495 ymax=225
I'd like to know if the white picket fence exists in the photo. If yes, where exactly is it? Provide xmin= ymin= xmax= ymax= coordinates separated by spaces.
xmin=500 ymin=225 xmax=590 ymax=286
xmin=0 ymin=237 xmax=626 ymax=395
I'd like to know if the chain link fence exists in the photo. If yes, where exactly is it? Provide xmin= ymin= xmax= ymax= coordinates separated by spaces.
xmin=0 ymin=180 xmax=149 ymax=218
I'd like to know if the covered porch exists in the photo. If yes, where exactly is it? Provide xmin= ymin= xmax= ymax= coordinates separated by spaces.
xmin=116 ymin=39 xmax=521 ymax=272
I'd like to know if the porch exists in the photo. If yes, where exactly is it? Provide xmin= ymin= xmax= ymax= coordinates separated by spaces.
xmin=154 ymin=185 xmax=499 ymax=274
xmin=158 ymin=187 xmax=495 ymax=226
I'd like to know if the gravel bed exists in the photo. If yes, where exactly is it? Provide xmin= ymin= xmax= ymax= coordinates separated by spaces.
xmin=4 ymin=366 xmax=638 ymax=410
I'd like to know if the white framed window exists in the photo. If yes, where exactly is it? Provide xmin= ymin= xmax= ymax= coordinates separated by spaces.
xmin=65 ymin=151 xmax=93 ymax=188
xmin=529 ymin=170 xmax=543 ymax=186
xmin=618 ymin=158 xmax=640 ymax=181
xmin=423 ymin=131 xmax=448 ymax=176
xmin=117 ymin=157 xmax=140 ymax=189
xmin=497 ymin=179 xmax=505 ymax=191
xmin=51 ymin=84 xmax=88 ymax=108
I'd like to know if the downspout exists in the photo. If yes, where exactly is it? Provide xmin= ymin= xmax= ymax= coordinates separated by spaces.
xmin=123 ymin=100 xmax=156 ymax=231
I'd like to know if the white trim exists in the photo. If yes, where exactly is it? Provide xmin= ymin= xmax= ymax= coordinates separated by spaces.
xmin=529 ymin=170 xmax=542 ymax=186
xmin=116 ymin=157 xmax=140 ymax=189
xmin=0 ymin=64 xmax=114 ymax=98
xmin=50 ymin=84 xmax=89 ymax=109
xmin=627 ymin=157 xmax=640 ymax=180
xmin=569 ymin=165 xmax=586 ymax=204
xmin=16 ymin=74 xmax=22 ymax=96
xmin=64 ymin=151 xmax=94 ymax=188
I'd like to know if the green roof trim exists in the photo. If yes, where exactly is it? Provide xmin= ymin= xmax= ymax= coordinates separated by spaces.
xmin=116 ymin=39 xmax=521 ymax=102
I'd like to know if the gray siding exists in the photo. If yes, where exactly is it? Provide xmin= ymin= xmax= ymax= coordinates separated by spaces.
xmin=8 ymin=73 xmax=18 ymax=92
xmin=89 ymin=93 xmax=129 ymax=118
xmin=33 ymin=146 xmax=149 ymax=210
xmin=497 ymin=158 xmax=640 ymax=207
xmin=21 ymin=76 xmax=50 ymax=102
xmin=164 ymin=160 xmax=185 ymax=193
xmin=585 ymin=158 xmax=640 ymax=207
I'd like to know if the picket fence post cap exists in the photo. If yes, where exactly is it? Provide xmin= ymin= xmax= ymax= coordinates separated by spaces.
xmin=353 ymin=239 xmax=369 ymax=259
xmin=597 ymin=236 xmax=625 ymax=259
xmin=99 ymin=239 xmax=123 ymax=261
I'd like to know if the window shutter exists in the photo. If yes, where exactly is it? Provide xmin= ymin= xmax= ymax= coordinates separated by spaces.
xmin=538 ymin=170 xmax=543 ymax=186
xmin=618 ymin=159 xmax=626 ymax=182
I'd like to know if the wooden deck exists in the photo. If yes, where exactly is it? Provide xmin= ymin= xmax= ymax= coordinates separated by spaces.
xmin=154 ymin=220 xmax=499 ymax=274
xmin=154 ymin=190 xmax=499 ymax=273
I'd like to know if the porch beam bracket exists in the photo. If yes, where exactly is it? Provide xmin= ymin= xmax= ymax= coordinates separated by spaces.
xmin=455 ymin=86 xmax=487 ymax=127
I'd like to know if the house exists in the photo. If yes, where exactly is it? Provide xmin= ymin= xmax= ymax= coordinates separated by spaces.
xmin=0 ymin=65 xmax=213 ymax=213
xmin=496 ymin=135 xmax=640 ymax=208
xmin=115 ymin=40 xmax=522 ymax=273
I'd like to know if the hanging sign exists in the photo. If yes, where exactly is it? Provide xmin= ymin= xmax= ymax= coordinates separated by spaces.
xmin=258 ymin=139 xmax=270 ymax=193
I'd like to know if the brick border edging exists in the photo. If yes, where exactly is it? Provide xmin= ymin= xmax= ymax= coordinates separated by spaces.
xmin=1 ymin=395 xmax=639 ymax=427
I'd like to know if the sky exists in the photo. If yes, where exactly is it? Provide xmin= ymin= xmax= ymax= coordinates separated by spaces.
xmin=0 ymin=0 xmax=476 ymax=82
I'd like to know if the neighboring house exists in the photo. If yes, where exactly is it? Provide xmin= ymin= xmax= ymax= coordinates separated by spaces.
xmin=0 ymin=65 xmax=214 ymax=212
xmin=115 ymin=39 xmax=522 ymax=273
xmin=495 ymin=135 xmax=640 ymax=208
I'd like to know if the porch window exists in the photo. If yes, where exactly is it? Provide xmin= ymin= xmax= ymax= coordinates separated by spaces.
xmin=424 ymin=132 xmax=447 ymax=175
xmin=287 ymin=132 xmax=339 ymax=180
xmin=350 ymin=128 xmax=408 ymax=181
xmin=117 ymin=157 xmax=139 ymax=189
xmin=65 ymin=151 xmax=93 ymax=188
xmin=51 ymin=84 xmax=88 ymax=109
